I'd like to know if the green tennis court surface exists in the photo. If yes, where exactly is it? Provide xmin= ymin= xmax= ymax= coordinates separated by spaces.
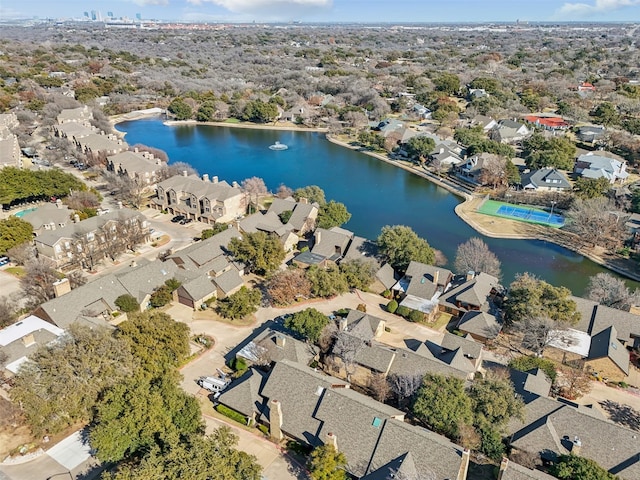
xmin=477 ymin=199 xmax=564 ymax=227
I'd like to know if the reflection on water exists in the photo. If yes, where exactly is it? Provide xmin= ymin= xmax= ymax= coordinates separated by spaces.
xmin=116 ymin=118 xmax=638 ymax=295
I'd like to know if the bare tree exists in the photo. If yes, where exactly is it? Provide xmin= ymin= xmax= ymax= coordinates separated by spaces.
xmin=7 ymin=242 xmax=36 ymax=266
xmin=65 ymin=191 xmax=101 ymax=211
xmin=332 ymin=332 xmax=365 ymax=382
xmin=20 ymin=258 xmax=60 ymax=309
xmin=558 ymin=366 xmax=593 ymax=400
xmin=241 ymin=176 xmax=268 ymax=209
xmin=102 ymin=172 xmax=144 ymax=209
xmin=565 ymin=198 xmax=628 ymax=249
xmin=453 ymin=237 xmax=502 ymax=278
xmin=157 ymin=162 xmax=199 ymax=182
xmin=519 ymin=316 xmax=571 ymax=356
xmin=369 ymin=372 xmax=391 ymax=402
xmin=586 ymin=272 xmax=640 ymax=311
xmin=0 ymin=295 xmax=18 ymax=328
xmin=276 ymin=184 xmax=294 ymax=199
xmin=388 ymin=373 xmax=422 ymax=408
xmin=130 ymin=144 xmax=169 ymax=163
xmin=479 ymin=154 xmax=509 ymax=189
xmin=67 ymin=270 xmax=87 ymax=289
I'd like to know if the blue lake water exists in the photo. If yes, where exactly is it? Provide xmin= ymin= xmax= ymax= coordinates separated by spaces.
xmin=116 ymin=118 xmax=636 ymax=295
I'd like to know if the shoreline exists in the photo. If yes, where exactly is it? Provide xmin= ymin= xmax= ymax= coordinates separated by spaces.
xmin=111 ymin=113 xmax=640 ymax=283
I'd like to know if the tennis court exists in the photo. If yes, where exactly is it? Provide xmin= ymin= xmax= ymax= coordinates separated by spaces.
xmin=477 ymin=199 xmax=564 ymax=227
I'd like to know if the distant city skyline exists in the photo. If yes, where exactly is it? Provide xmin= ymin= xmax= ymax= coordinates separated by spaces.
xmin=2 ymin=0 xmax=640 ymax=23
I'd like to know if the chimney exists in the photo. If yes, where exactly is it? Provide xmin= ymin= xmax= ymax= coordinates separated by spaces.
xmin=275 ymin=334 xmax=286 ymax=348
xmin=117 ymin=201 xmax=123 ymax=209
xmin=22 ymin=333 xmax=36 ymax=347
xmin=232 ymin=180 xmax=239 ymax=188
xmin=466 ymin=271 xmax=475 ymax=282
xmin=339 ymin=317 xmax=348 ymax=331
xmin=316 ymin=230 xmax=321 ymax=245
xmin=53 ymin=278 xmax=72 ymax=297
xmin=130 ymin=260 xmax=137 ymax=268
xmin=572 ymin=436 xmax=582 ymax=456
xmin=49 ymin=222 xmax=56 ymax=231
xmin=212 ymin=176 xmax=219 ymax=184
xmin=156 ymin=158 xmax=161 ymax=165
xmin=326 ymin=432 xmax=338 ymax=451
xmin=55 ymin=198 xmax=63 ymax=208
xmin=433 ymin=270 xmax=439 ymax=285
xmin=203 ymin=174 xmax=210 ymax=182
xmin=457 ymin=449 xmax=470 ymax=480
xmin=73 ymin=213 xmax=80 ymax=223
xmin=299 ymin=197 xmax=308 ymax=204
xmin=497 ymin=457 xmax=509 ymax=480
xmin=269 ymin=399 xmax=283 ymax=442
xmin=182 ymin=170 xmax=188 ymax=177
xmin=148 ymin=153 xmax=154 ymax=160
xmin=134 ymin=147 xmax=139 ymax=153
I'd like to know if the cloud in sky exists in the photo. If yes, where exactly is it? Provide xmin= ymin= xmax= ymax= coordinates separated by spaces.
xmin=187 ymin=0 xmax=332 ymax=18
xmin=130 ymin=0 xmax=169 ymax=6
xmin=556 ymin=0 xmax=640 ymax=17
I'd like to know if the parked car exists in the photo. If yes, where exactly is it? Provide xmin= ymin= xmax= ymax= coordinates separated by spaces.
xmin=171 ymin=215 xmax=185 ymax=223
xmin=197 ymin=376 xmax=230 ymax=395
xmin=179 ymin=218 xmax=193 ymax=225
xmin=0 ymin=256 xmax=10 ymax=266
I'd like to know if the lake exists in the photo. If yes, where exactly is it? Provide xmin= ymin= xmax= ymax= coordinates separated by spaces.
xmin=116 ymin=118 xmax=632 ymax=295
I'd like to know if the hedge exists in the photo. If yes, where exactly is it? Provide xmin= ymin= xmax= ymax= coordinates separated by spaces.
xmin=215 ymin=404 xmax=246 ymax=425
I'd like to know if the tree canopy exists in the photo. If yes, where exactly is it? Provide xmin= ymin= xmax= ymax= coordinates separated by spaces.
xmin=266 ymin=268 xmax=312 ymax=306
xmin=503 ymin=273 xmax=579 ymax=326
xmin=305 ymin=265 xmax=349 ymax=298
xmin=522 ymin=133 xmax=576 ymax=170
xmin=0 ymin=167 xmax=86 ymax=207
xmin=412 ymin=374 xmax=473 ymax=439
xmin=317 ymin=200 xmax=352 ymax=229
xmin=453 ymin=237 xmax=502 ymax=278
xmin=0 ymin=217 xmax=33 ymax=255
xmin=294 ymin=185 xmax=326 ymax=205
xmin=228 ymin=231 xmax=285 ymax=275
xmin=307 ymin=444 xmax=347 ymax=480
xmin=339 ymin=258 xmax=377 ymax=290
xmin=377 ymin=225 xmax=435 ymax=273
xmin=405 ymin=135 xmax=436 ymax=161
xmin=217 ymin=286 xmax=262 ymax=320
xmin=285 ymin=307 xmax=330 ymax=343
xmin=168 ymin=97 xmax=193 ymax=120
xmin=242 ymin=99 xmax=279 ymax=123
xmin=550 ymin=454 xmax=617 ymax=480
xmin=586 ymin=272 xmax=639 ymax=311
xmin=574 ymin=177 xmax=611 ymax=199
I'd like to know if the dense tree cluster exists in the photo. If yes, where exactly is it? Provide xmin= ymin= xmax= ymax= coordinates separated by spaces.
xmin=0 ymin=167 xmax=86 ymax=207
xmin=228 ymin=231 xmax=286 ymax=275
xmin=377 ymin=225 xmax=435 ymax=273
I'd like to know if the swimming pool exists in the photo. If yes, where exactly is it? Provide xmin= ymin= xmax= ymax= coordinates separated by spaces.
xmin=14 ymin=207 xmax=37 ymax=218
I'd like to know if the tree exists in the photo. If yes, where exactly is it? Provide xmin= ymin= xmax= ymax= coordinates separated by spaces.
xmin=103 ymin=428 xmax=261 ymax=480
xmin=115 ymin=294 xmax=139 ymax=312
xmin=519 ymin=316 xmax=571 ymax=356
xmin=168 ymin=97 xmax=193 ymax=120
xmin=503 ymin=273 xmax=580 ymax=326
xmin=228 ymin=231 xmax=285 ymax=275
xmin=412 ymin=374 xmax=473 ymax=439
xmin=523 ymin=134 xmax=576 ymax=170
xmin=333 ymin=331 xmax=365 ymax=382
xmin=6 ymin=241 xmax=35 ymax=266
xmin=11 ymin=324 xmax=135 ymax=435
xmin=468 ymin=377 xmax=524 ymax=427
xmin=574 ymin=177 xmax=610 ymax=199
xmin=388 ymin=373 xmax=422 ymax=408
xmin=369 ymin=373 xmax=391 ymax=402
xmin=266 ymin=268 xmax=312 ymax=306
xmin=565 ymin=198 xmax=628 ymax=249
xmin=217 ymin=286 xmax=262 ymax=320
xmin=434 ymin=72 xmax=461 ymax=95
xmin=339 ymin=258 xmax=376 ymax=290
xmin=241 ymin=176 xmax=268 ymax=209
xmin=242 ymin=99 xmax=279 ymax=123
xmin=558 ymin=366 xmax=592 ymax=400
xmin=0 ymin=295 xmax=17 ymax=328
xmin=117 ymin=311 xmax=190 ymax=375
xmin=550 ymin=454 xmax=617 ymax=480
xmin=508 ymin=356 xmax=557 ymax=383
xmin=377 ymin=225 xmax=435 ymax=273
xmin=197 ymin=101 xmax=216 ymax=122
xmin=285 ymin=307 xmax=330 ymax=343
xmin=150 ymin=285 xmax=173 ymax=307
xmin=479 ymin=155 xmax=516 ymax=188
xmin=317 ymin=201 xmax=351 ymax=229
xmin=294 ymin=185 xmax=326 ymax=205
xmin=20 ymin=258 xmax=60 ymax=309
xmin=591 ymin=102 xmax=620 ymax=126
xmin=586 ymin=272 xmax=639 ymax=311
xmin=279 ymin=210 xmax=293 ymax=223
xmin=0 ymin=216 xmax=33 ymax=254
xmin=200 ymin=223 xmax=229 ymax=239
xmin=453 ymin=237 xmax=502 ymax=278
xmin=276 ymin=184 xmax=294 ymax=199
xmin=306 ymin=265 xmax=349 ymax=298
xmin=307 ymin=444 xmax=347 ymax=480
xmin=405 ymin=136 xmax=436 ymax=162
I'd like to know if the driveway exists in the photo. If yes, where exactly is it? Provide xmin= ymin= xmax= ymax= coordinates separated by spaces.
xmin=0 ymin=268 xmax=21 ymax=302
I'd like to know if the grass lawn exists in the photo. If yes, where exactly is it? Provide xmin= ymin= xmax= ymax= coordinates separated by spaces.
xmin=4 ymin=266 xmax=25 ymax=277
xmin=427 ymin=312 xmax=453 ymax=331
xmin=224 ymin=118 xmax=241 ymax=124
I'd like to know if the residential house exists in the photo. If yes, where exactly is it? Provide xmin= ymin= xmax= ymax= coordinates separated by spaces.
xmin=267 ymin=197 xmax=318 ymax=236
xmin=574 ymin=152 xmax=628 ymax=184
xmin=577 ymin=82 xmax=596 ymax=92
xmin=52 ymin=122 xmax=96 ymax=142
xmin=457 ymin=152 xmax=502 ymax=184
xmin=0 ymin=315 xmax=65 ymax=376
xmin=468 ymin=88 xmax=488 ymax=100
xmin=56 ymin=106 xmax=92 ymax=124
xmin=490 ymin=120 xmax=531 ymax=144
xmin=393 ymin=262 xmax=454 ymax=320
xmin=74 ymin=132 xmax=127 ymax=156
xmin=218 ymin=360 xmax=470 ymax=479
xmin=0 ymin=135 xmax=21 ymax=169
xmin=21 ymin=201 xmax=73 ymax=236
xmin=576 ymin=125 xmax=606 ymax=144
xmin=34 ymin=259 xmax=179 ymax=329
xmin=34 ymin=208 xmax=150 ymax=270
xmin=439 ymin=272 xmax=503 ymax=318
xmin=107 ymin=149 xmax=164 ymax=186
xmin=293 ymin=227 xmax=361 ymax=268
xmin=523 ymin=114 xmax=570 ymax=132
xmin=496 ymin=458 xmax=557 ymax=480
xmin=280 ymin=105 xmax=309 ymax=123
xmin=239 ymin=211 xmax=298 ymax=252
xmin=519 ymin=168 xmax=571 ymax=192
xmin=470 ymin=115 xmax=498 ymax=132
xmin=154 ymin=173 xmax=245 ymax=224
xmin=456 ymin=310 xmax=502 ymax=342
xmin=412 ymin=103 xmax=432 ymax=119
xmin=375 ymin=263 xmax=399 ymax=292
xmin=236 ymin=329 xmax=317 ymax=367
xmin=430 ymin=145 xmax=463 ymax=167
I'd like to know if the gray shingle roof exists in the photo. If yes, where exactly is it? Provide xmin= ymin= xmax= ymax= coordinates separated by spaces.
xmin=457 ymin=311 xmax=502 ymax=339
xmin=376 ymin=263 xmax=398 ymax=290
xmin=217 ymin=368 xmax=267 ymax=417
xmin=510 ymin=368 xmax=552 ymax=402
xmin=439 ymin=272 xmax=501 ymax=312
xmin=212 ymin=267 xmax=243 ymax=296
xmin=571 ymin=295 xmax=640 ymax=346
xmin=238 ymin=329 xmax=317 ymax=366
xmin=179 ymin=276 xmax=216 ymax=302
xmin=311 ymin=227 xmax=354 ymax=259
xmin=588 ymin=325 xmax=629 ymax=375
xmin=520 ymin=168 xmax=571 ymax=190
xmin=21 ymin=203 xmax=72 ymax=232
xmin=388 ymin=344 xmax=470 ymax=380
xmin=344 ymin=310 xmax=384 ymax=342
xmin=500 ymin=460 xmax=556 ymax=480
xmin=440 ymin=332 xmax=483 ymax=360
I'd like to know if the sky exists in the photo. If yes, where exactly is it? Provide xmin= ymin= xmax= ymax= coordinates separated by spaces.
xmin=2 ymin=0 xmax=640 ymax=23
